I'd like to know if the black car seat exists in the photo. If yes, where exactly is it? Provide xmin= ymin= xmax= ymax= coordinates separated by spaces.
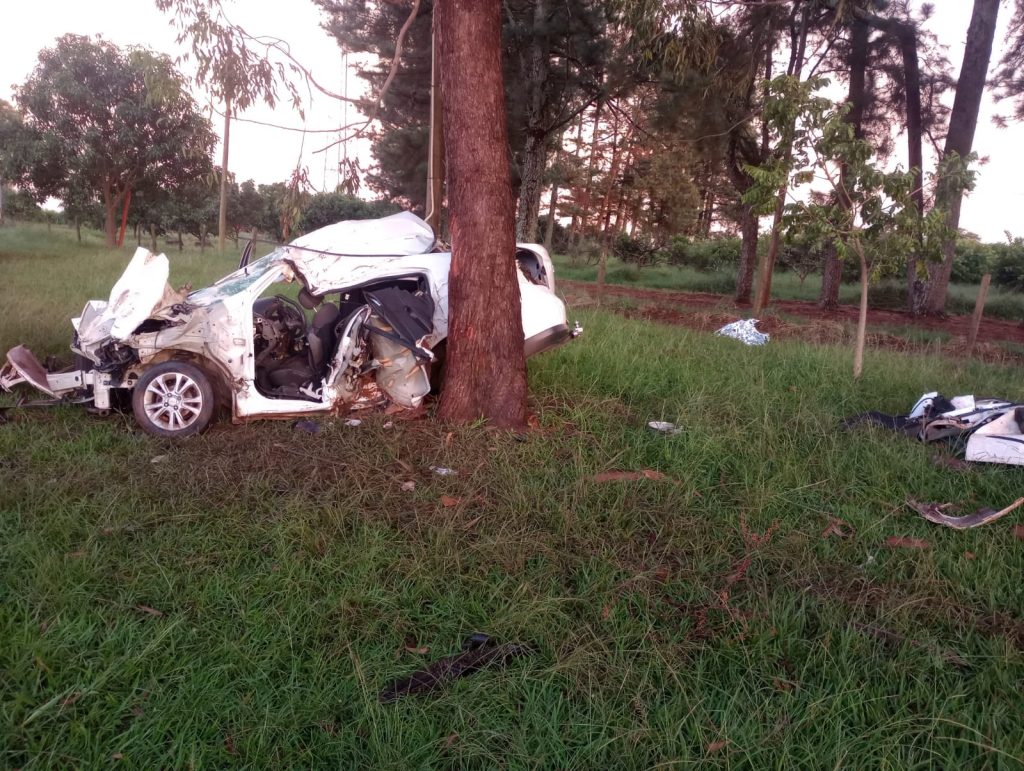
xmin=307 ymin=302 xmax=341 ymax=371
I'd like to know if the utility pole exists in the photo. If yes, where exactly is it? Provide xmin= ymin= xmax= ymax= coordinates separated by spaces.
xmin=424 ymin=14 xmax=444 ymax=234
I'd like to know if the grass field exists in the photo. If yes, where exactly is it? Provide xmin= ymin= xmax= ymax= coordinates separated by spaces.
xmin=2 ymin=222 xmax=1023 ymax=767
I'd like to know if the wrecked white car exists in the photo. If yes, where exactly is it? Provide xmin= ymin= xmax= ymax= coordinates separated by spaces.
xmin=1 ymin=212 xmax=580 ymax=437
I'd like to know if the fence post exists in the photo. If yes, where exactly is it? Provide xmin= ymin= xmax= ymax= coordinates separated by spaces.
xmin=966 ymin=273 xmax=991 ymax=357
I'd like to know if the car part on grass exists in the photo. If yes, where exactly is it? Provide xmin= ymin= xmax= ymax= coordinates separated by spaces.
xmin=648 ymin=420 xmax=682 ymax=435
xmin=907 ymin=496 xmax=1024 ymax=530
xmin=715 ymin=318 xmax=769 ymax=346
xmin=1 ymin=213 xmax=579 ymax=438
xmin=844 ymin=391 xmax=1024 ymax=466
xmin=378 ymin=633 xmax=533 ymax=704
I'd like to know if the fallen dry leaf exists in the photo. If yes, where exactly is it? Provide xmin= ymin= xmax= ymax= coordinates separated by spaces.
xmin=225 ymin=735 xmax=237 ymax=756
xmin=404 ymin=646 xmax=430 ymax=655
xmin=66 ymin=550 xmax=87 ymax=558
xmin=821 ymin=516 xmax=854 ymax=539
xmin=772 ymin=677 xmax=796 ymax=692
xmin=706 ymin=740 xmax=729 ymax=754
xmin=592 ymin=469 xmax=667 ymax=483
xmin=601 ymin=604 xmax=612 ymax=620
xmin=60 ymin=692 xmax=82 ymax=708
xmin=462 ymin=515 xmax=483 ymax=531
xmin=134 ymin=605 xmax=164 ymax=617
xmin=885 ymin=536 xmax=930 ymax=550
xmin=443 ymin=733 xmax=459 ymax=749
xmin=400 ymin=480 xmax=416 ymax=492
xmin=964 ymin=550 xmax=977 ymax=560
xmin=440 ymin=495 xmax=461 ymax=508
xmin=1013 ymin=524 xmax=1024 ymax=541
xmin=111 ymin=752 xmax=124 ymax=760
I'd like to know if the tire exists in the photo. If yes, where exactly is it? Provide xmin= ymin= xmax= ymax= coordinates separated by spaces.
xmin=132 ymin=360 xmax=216 ymax=438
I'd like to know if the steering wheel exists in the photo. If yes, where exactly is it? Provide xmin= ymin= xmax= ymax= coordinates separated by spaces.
xmin=273 ymin=294 xmax=308 ymax=335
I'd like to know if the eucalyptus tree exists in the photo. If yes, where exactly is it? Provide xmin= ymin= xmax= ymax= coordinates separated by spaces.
xmin=156 ymin=0 xmax=295 ymax=251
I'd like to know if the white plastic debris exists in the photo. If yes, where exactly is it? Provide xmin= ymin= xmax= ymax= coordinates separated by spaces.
xmin=400 ymin=480 xmax=416 ymax=492
xmin=429 ymin=465 xmax=458 ymax=476
xmin=715 ymin=318 xmax=769 ymax=346
xmin=344 ymin=418 xmax=362 ymax=427
xmin=647 ymin=421 xmax=682 ymax=435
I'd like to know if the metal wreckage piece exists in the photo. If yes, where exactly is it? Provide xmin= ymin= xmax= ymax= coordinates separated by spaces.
xmin=844 ymin=391 xmax=1024 ymax=467
xmin=379 ymin=633 xmax=533 ymax=704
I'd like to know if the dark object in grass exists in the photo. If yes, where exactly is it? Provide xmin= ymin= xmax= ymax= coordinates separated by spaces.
xmin=907 ymin=496 xmax=1024 ymax=530
xmin=292 ymin=419 xmax=321 ymax=434
xmin=378 ymin=633 xmax=533 ymax=704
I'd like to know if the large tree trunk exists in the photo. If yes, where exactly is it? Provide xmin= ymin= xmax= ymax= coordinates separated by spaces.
xmin=819 ymin=249 xmax=842 ymax=310
xmin=435 ymin=0 xmax=527 ymax=428
xmin=735 ymin=206 xmax=758 ymax=305
xmin=514 ymin=0 xmax=549 ymax=241
xmin=218 ymin=93 xmax=232 ymax=252
xmin=544 ymin=181 xmax=558 ymax=253
xmin=516 ymin=134 xmax=546 ymax=241
xmin=923 ymin=0 xmax=1000 ymax=315
xmin=102 ymin=182 xmax=118 ymax=248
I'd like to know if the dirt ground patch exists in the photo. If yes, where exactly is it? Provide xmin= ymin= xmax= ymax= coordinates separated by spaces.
xmin=562 ymin=279 xmax=1024 ymax=345
xmin=563 ymin=280 xmax=1024 ymax=365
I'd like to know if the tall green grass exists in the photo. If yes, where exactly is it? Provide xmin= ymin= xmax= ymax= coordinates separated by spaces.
xmin=1 ymin=222 xmax=1022 ymax=767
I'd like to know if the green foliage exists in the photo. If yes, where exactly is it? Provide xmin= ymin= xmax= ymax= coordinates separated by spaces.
xmin=611 ymin=232 xmax=662 ymax=267
xmin=298 ymin=192 xmax=400 ymax=235
xmin=992 ymin=236 xmax=1024 ymax=292
xmin=745 ymin=75 xmax=959 ymax=283
xmin=663 ymin=236 xmax=740 ymax=272
xmin=11 ymin=35 xmax=216 ymax=229
xmin=951 ymin=237 xmax=993 ymax=284
xmin=155 ymin=0 xmax=296 ymax=113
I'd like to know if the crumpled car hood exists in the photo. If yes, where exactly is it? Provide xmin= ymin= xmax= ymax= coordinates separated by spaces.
xmin=75 ymin=247 xmax=187 ymax=360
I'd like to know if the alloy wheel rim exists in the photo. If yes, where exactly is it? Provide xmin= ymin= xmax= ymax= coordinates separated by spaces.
xmin=143 ymin=372 xmax=203 ymax=431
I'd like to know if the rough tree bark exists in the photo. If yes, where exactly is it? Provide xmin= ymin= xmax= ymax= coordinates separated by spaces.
xmin=923 ymin=0 xmax=1000 ymax=315
xmin=735 ymin=207 xmax=758 ymax=304
xmin=435 ymin=0 xmax=527 ymax=428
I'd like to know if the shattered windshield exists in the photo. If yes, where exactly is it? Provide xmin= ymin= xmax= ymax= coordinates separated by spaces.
xmin=188 ymin=251 xmax=285 ymax=302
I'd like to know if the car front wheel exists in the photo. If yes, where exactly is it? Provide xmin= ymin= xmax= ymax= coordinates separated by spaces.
xmin=132 ymin=361 xmax=215 ymax=438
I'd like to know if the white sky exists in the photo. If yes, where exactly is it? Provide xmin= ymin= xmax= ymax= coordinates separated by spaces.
xmin=2 ymin=1 xmax=1022 ymax=242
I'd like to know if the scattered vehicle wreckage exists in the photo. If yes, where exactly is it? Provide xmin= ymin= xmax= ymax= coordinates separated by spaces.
xmin=1 ymin=212 xmax=581 ymax=437
xmin=844 ymin=391 xmax=1024 ymax=466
